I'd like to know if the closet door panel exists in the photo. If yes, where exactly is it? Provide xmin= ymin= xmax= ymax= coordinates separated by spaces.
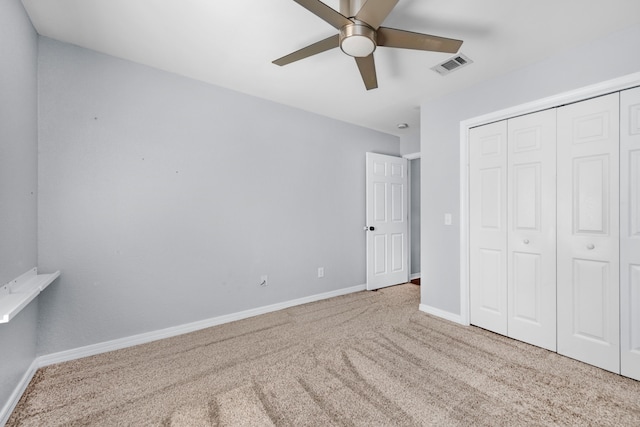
xmin=621 ymin=86 xmax=640 ymax=380
xmin=470 ymin=121 xmax=508 ymax=335
xmin=507 ymin=109 xmax=557 ymax=351
xmin=557 ymin=93 xmax=620 ymax=373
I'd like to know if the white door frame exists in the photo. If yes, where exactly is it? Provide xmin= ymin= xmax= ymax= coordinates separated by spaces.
xmin=403 ymin=152 xmax=421 ymax=282
xmin=458 ymin=72 xmax=640 ymax=326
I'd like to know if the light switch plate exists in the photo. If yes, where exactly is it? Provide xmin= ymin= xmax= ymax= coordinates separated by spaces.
xmin=444 ymin=213 xmax=452 ymax=225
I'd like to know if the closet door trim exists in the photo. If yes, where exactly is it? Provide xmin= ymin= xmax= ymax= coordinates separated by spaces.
xmin=459 ymin=71 xmax=640 ymax=326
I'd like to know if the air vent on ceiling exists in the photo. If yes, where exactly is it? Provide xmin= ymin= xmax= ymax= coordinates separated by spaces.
xmin=431 ymin=53 xmax=473 ymax=76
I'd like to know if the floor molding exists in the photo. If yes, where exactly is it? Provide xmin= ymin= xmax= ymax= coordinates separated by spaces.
xmin=0 ymin=360 xmax=38 ymax=426
xmin=419 ymin=304 xmax=467 ymax=325
xmin=37 ymin=284 xmax=367 ymax=368
xmin=1 ymin=284 xmax=367 ymax=424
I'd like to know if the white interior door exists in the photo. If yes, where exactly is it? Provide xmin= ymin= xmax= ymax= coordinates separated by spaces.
xmin=365 ymin=153 xmax=408 ymax=290
xmin=469 ymin=121 xmax=508 ymax=335
xmin=557 ymin=93 xmax=620 ymax=373
xmin=507 ymin=109 xmax=557 ymax=351
xmin=621 ymin=86 xmax=640 ymax=380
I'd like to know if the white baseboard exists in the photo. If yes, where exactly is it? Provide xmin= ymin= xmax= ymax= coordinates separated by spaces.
xmin=410 ymin=273 xmax=421 ymax=280
xmin=37 ymin=284 xmax=366 ymax=368
xmin=2 ymin=284 xmax=367 ymax=423
xmin=419 ymin=303 xmax=467 ymax=325
xmin=0 ymin=360 xmax=38 ymax=426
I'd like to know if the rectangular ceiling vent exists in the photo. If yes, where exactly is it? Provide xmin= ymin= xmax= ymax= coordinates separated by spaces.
xmin=431 ymin=53 xmax=473 ymax=76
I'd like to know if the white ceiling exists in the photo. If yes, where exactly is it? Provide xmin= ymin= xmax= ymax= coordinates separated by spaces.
xmin=21 ymin=0 xmax=640 ymax=136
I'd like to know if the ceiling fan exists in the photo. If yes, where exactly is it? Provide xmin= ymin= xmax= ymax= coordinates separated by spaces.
xmin=272 ymin=0 xmax=463 ymax=90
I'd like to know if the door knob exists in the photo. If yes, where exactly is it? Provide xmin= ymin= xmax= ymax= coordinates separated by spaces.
xmin=587 ymin=243 xmax=595 ymax=250
xmin=523 ymin=239 xmax=530 ymax=244
xmin=369 ymin=226 xmax=375 ymax=231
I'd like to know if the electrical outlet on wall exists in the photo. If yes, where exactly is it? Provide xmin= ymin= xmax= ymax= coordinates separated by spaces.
xmin=317 ymin=267 xmax=324 ymax=278
xmin=260 ymin=275 xmax=268 ymax=287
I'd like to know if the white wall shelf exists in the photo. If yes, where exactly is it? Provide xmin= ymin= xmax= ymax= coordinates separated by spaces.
xmin=0 ymin=268 xmax=60 ymax=323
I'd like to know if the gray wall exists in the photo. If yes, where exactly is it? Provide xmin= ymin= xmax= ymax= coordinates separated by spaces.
xmin=36 ymin=38 xmax=399 ymax=355
xmin=420 ymin=23 xmax=640 ymax=315
xmin=399 ymin=128 xmax=420 ymax=156
xmin=410 ymin=159 xmax=420 ymax=276
xmin=0 ymin=0 xmax=39 ymax=409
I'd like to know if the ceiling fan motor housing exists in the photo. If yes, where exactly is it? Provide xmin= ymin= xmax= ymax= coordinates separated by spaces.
xmin=340 ymin=21 xmax=377 ymax=57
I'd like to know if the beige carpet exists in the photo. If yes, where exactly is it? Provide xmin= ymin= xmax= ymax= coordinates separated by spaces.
xmin=8 ymin=284 xmax=640 ymax=426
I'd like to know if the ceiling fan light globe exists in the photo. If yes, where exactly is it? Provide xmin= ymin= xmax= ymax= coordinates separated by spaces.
xmin=341 ymin=35 xmax=376 ymax=57
xmin=339 ymin=22 xmax=377 ymax=57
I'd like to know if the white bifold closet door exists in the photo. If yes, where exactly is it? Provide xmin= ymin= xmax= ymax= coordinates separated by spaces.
xmin=557 ymin=93 xmax=620 ymax=374
xmin=470 ymin=121 xmax=508 ymax=335
xmin=469 ymin=111 xmax=557 ymax=348
xmin=507 ymin=109 xmax=557 ymax=351
xmin=621 ymin=86 xmax=640 ymax=380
